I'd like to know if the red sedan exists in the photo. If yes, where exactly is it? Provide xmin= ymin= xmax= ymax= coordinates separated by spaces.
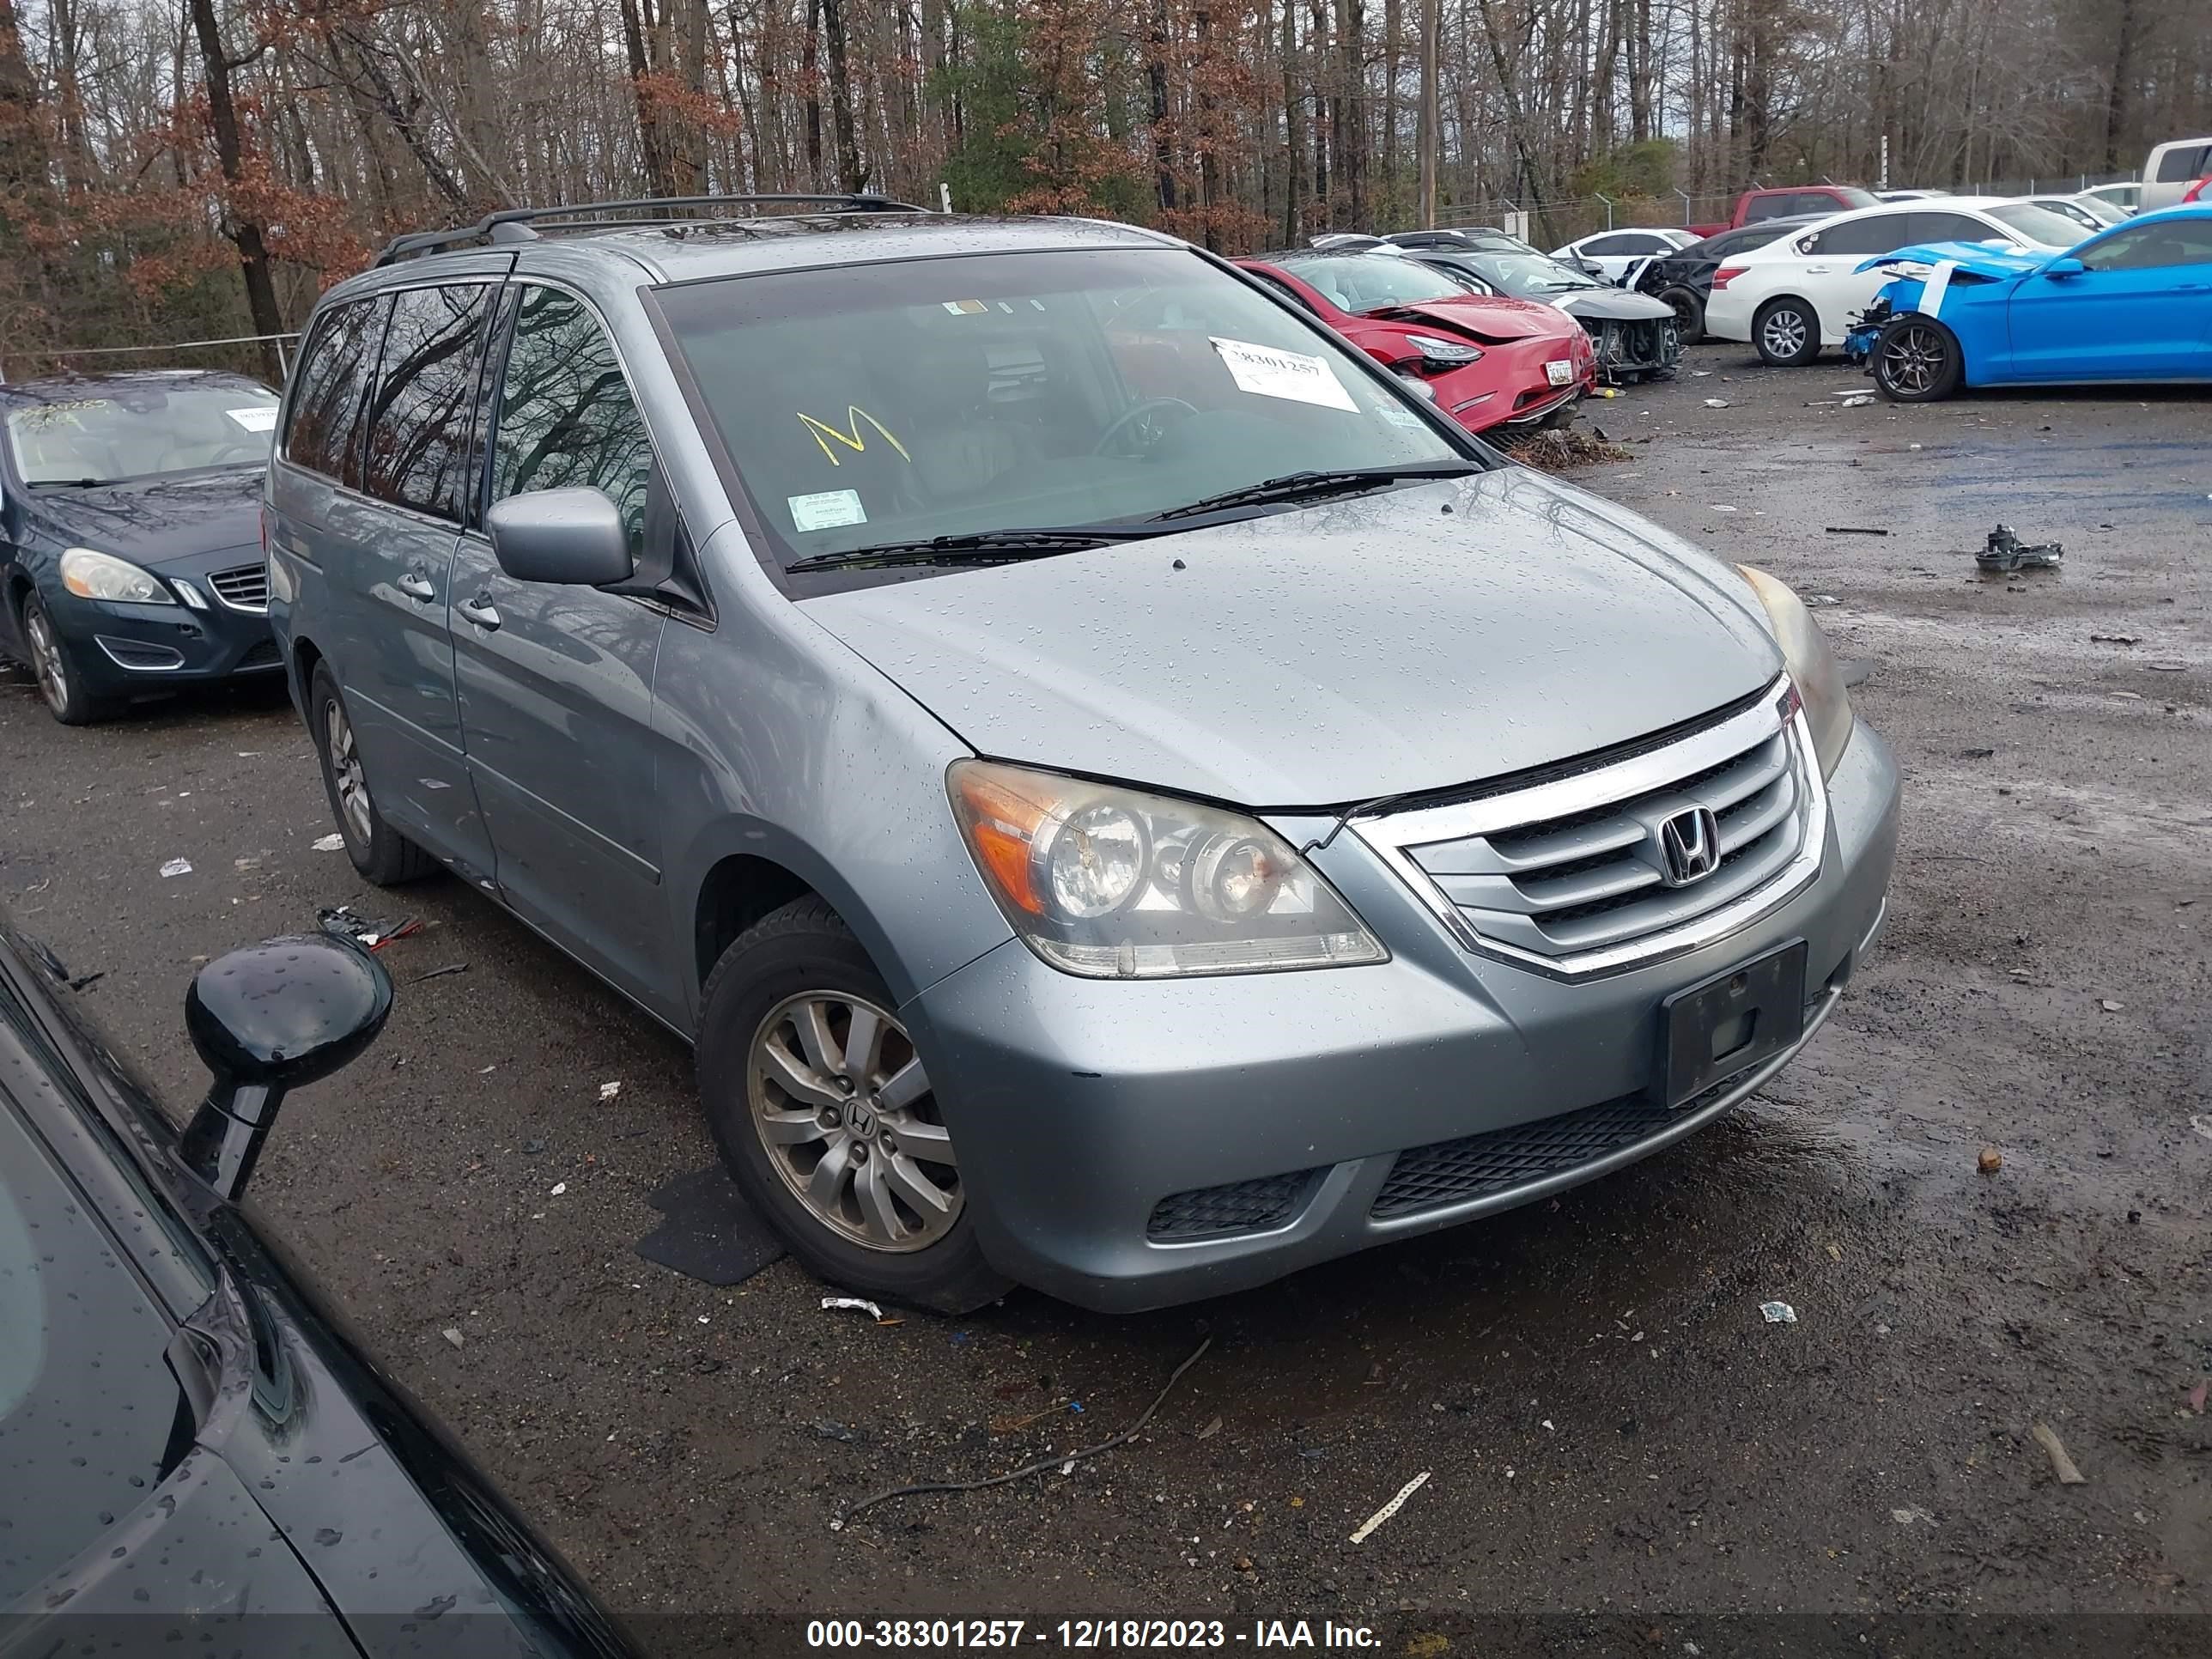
xmin=1231 ymin=251 xmax=1595 ymax=434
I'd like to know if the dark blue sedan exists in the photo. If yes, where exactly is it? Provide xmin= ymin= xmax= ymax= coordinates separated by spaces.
xmin=1 ymin=370 xmax=282 ymax=722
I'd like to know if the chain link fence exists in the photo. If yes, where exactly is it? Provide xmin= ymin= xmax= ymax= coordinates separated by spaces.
xmin=0 ymin=331 xmax=299 ymax=387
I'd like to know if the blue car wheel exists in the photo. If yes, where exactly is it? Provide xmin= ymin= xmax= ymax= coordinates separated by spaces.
xmin=1873 ymin=315 xmax=1964 ymax=404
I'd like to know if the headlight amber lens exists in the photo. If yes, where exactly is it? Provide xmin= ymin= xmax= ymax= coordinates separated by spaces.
xmin=948 ymin=760 xmax=1386 ymax=979
xmin=1735 ymin=564 xmax=1853 ymax=778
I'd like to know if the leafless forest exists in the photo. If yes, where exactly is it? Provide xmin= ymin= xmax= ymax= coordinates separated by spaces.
xmin=0 ymin=0 xmax=2206 ymax=369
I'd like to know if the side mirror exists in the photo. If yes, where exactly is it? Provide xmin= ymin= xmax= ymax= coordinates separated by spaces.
xmin=178 ymin=936 xmax=392 ymax=1200
xmin=2043 ymin=256 xmax=2087 ymax=278
xmin=485 ymin=488 xmax=635 ymax=586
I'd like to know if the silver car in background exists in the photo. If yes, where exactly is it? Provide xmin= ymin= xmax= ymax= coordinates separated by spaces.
xmin=265 ymin=198 xmax=1899 ymax=1313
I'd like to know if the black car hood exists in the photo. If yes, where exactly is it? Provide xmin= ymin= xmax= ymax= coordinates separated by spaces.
xmin=21 ymin=467 xmax=264 ymax=571
xmin=1553 ymin=288 xmax=1678 ymax=323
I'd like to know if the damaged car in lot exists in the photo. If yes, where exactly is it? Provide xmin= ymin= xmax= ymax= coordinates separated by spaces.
xmin=1395 ymin=242 xmax=1683 ymax=384
xmin=266 ymin=199 xmax=1897 ymax=1315
xmin=1233 ymin=248 xmax=1595 ymax=431
xmin=1 ymin=371 xmax=283 ymax=725
xmin=1845 ymin=205 xmax=2212 ymax=401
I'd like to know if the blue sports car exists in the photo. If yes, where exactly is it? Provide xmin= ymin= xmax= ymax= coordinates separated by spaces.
xmin=1842 ymin=205 xmax=2212 ymax=401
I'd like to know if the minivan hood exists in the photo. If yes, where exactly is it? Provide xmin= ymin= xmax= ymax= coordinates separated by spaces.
xmin=22 ymin=467 xmax=263 ymax=571
xmin=805 ymin=470 xmax=1782 ymax=805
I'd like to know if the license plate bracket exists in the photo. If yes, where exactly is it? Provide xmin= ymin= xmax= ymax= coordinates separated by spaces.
xmin=1660 ymin=940 xmax=1808 ymax=1108
xmin=1545 ymin=360 xmax=1575 ymax=386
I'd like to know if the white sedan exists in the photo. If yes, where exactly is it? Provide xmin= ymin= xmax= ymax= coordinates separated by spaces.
xmin=1702 ymin=197 xmax=2085 ymax=365
xmin=1550 ymin=227 xmax=1698 ymax=283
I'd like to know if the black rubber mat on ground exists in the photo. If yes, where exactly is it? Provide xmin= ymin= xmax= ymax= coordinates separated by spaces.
xmin=635 ymin=1165 xmax=786 ymax=1286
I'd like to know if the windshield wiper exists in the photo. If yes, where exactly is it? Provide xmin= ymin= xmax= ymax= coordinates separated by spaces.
xmin=1148 ymin=461 xmax=1479 ymax=523
xmin=30 ymin=477 xmax=112 ymax=489
xmin=788 ymin=525 xmax=1170 ymax=574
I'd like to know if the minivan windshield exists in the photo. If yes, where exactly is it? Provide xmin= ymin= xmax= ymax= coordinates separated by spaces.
xmin=5 ymin=381 xmax=280 ymax=485
xmin=656 ymin=247 xmax=1471 ymax=573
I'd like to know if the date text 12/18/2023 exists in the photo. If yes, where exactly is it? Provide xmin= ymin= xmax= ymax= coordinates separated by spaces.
xmin=804 ymin=1619 xmax=1382 ymax=1649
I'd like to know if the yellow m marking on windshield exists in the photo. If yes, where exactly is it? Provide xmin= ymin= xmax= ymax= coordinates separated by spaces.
xmin=797 ymin=406 xmax=912 ymax=466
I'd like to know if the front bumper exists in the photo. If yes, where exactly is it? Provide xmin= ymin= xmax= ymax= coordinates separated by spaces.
xmin=906 ymin=721 xmax=1899 ymax=1312
xmin=46 ymin=584 xmax=279 ymax=693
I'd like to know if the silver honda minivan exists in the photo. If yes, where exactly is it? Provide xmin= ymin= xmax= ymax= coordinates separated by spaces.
xmin=266 ymin=199 xmax=1899 ymax=1313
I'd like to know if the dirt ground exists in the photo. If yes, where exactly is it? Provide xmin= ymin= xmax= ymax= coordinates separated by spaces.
xmin=3 ymin=343 xmax=2207 ymax=1652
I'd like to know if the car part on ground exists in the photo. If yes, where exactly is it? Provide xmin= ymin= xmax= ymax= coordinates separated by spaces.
xmin=1974 ymin=525 xmax=2063 ymax=573
xmin=266 ymin=199 xmax=1898 ymax=1311
xmin=0 ymin=916 xmax=639 ymax=1654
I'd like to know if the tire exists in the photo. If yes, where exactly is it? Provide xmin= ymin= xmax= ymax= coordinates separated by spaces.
xmin=1660 ymin=286 xmax=1705 ymax=346
xmin=1871 ymin=314 xmax=1964 ymax=403
xmin=1753 ymin=297 xmax=1822 ymax=367
xmin=696 ymin=896 xmax=1010 ymax=1315
xmin=19 ymin=592 xmax=118 ymax=726
xmin=307 ymin=662 xmax=439 ymax=885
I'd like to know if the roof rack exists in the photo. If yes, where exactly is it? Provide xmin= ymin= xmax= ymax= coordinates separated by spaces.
xmin=371 ymin=193 xmax=933 ymax=267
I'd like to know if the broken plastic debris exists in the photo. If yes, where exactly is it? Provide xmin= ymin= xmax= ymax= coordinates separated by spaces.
xmin=822 ymin=1296 xmax=884 ymax=1319
xmin=313 ymin=832 xmax=346 ymax=851
xmin=1804 ymin=594 xmax=1839 ymax=607
xmin=441 ymin=1328 xmax=464 ymax=1349
xmin=599 ymin=1080 xmax=623 ymax=1101
xmin=159 ymin=858 xmax=193 ymax=878
xmin=2190 ymin=1115 xmax=2212 ymax=1142
xmin=2100 ymin=1000 xmax=2124 ymax=1012
xmin=1195 ymin=1416 xmax=1223 ymax=1441
xmin=1347 ymin=1469 xmax=1430 ymax=1544
xmin=1702 ymin=398 xmax=1731 ymax=409
xmin=1759 ymin=1301 xmax=1798 ymax=1324
xmin=549 ymin=1182 xmax=567 ymax=1196
xmin=2031 ymin=1421 xmax=2087 ymax=1485
xmin=1976 ymin=524 xmax=2063 ymax=573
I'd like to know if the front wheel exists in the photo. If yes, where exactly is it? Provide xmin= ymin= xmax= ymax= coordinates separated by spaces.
xmin=20 ymin=592 xmax=118 ymax=726
xmin=1660 ymin=287 xmax=1705 ymax=346
xmin=1753 ymin=297 xmax=1822 ymax=367
xmin=696 ymin=896 xmax=1010 ymax=1315
xmin=1872 ymin=315 xmax=1964 ymax=403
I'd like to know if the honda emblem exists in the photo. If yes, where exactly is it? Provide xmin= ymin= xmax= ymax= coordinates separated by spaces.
xmin=1657 ymin=806 xmax=1721 ymax=887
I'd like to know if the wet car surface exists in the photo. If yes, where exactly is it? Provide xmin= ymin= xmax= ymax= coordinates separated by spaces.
xmin=0 ymin=349 xmax=2204 ymax=1641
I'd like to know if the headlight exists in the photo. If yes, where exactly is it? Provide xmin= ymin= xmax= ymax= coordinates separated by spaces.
xmin=947 ymin=761 xmax=1387 ymax=979
xmin=1735 ymin=565 xmax=1852 ymax=778
xmin=1401 ymin=333 xmax=1483 ymax=367
xmin=60 ymin=547 xmax=174 ymax=605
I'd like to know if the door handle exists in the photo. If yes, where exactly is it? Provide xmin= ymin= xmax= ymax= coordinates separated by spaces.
xmin=458 ymin=593 xmax=501 ymax=631
xmin=1803 ymin=264 xmax=1832 ymax=274
xmin=397 ymin=569 xmax=435 ymax=602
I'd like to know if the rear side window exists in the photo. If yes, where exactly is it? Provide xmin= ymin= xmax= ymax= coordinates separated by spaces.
xmin=1742 ymin=196 xmax=1796 ymax=222
xmin=361 ymin=283 xmax=494 ymax=521
xmin=487 ymin=286 xmax=653 ymax=553
xmin=2154 ymin=143 xmax=2212 ymax=183
xmin=1806 ymin=213 xmax=1915 ymax=256
xmin=283 ymin=297 xmax=386 ymax=488
xmin=1909 ymin=212 xmax=2002 ymax=246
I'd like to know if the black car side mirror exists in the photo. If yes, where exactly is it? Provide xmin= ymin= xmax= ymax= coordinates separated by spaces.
xmin=485 ymin=488 xmax=635 ymax=586
xmin=179 ymin=935 xmax=392 ymax=1200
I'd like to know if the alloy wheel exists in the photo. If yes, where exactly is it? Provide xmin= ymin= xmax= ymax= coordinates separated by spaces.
xmin=23 ymin=604 xmax=69 ymax=716
xmin=1761 ymin=307 xmax=1809 ymax=359
xmin=325 ymin=697 xmax=374 ymax=845
xmin=1879 ymin=322 xmax=1948 ymax=396
xmin=746 ymin=990 xmax=961 ymax=1253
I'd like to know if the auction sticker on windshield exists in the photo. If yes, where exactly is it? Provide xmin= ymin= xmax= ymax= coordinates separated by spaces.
xmin=226 ymin=406 xmax=279 ymax=431
xmin=788 ymin=489 xmax=867 ymax=532
xmin=1209 ymin=337 xmax=1358 ymax=411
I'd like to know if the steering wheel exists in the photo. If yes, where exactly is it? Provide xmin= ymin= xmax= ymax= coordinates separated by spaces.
xmin=206 ymin=441 xmax=265 ymax=465
xmin=1093 ymin=397 xmax=1200 ymax=458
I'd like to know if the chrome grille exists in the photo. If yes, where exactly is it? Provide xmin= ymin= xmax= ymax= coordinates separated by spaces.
xmin=1356 ymin=679 xmax=1823 ymax=978
xmin=207 ymin=562 xmax=270 ymax=612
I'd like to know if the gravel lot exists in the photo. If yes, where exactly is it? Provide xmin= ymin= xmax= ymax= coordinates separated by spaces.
xmin=3 ymin=343 xmax=2207 ymax=1648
